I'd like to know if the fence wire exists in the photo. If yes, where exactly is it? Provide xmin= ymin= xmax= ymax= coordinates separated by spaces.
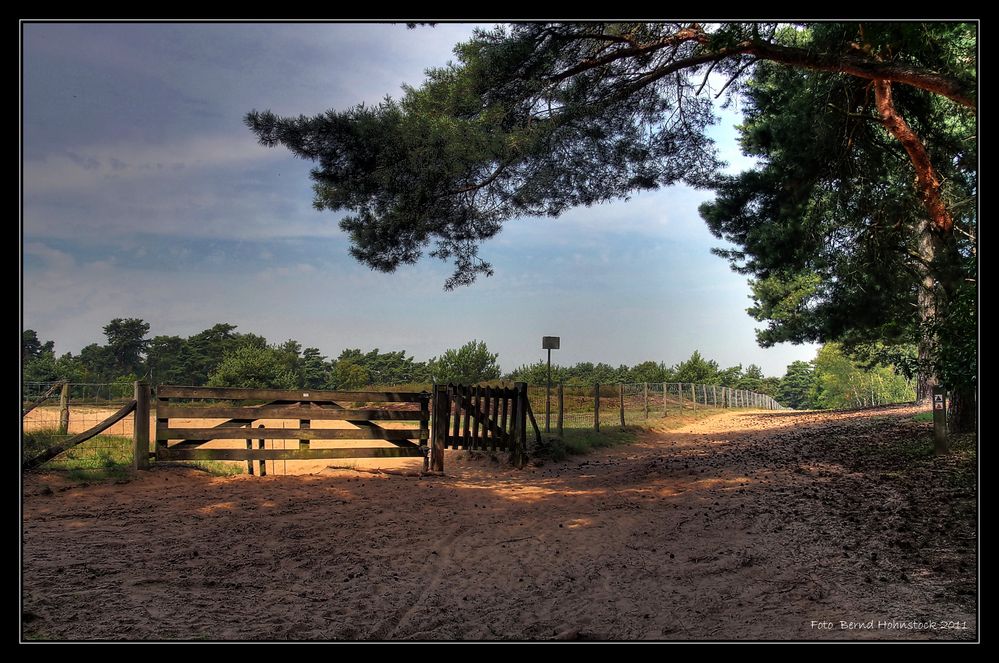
xmin=22 ymin=382 xmax=135 ymax=471
xmin=527 ymin=382 xmax=786 ymax=433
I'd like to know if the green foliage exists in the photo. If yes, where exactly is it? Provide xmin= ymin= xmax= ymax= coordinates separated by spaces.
xmin=809 ymin=343 xmax=915 ymax=409
xmin=428 ymin=340 xmax=501 ymax=384
xmin=777 ymin=360 xmax=816 ymax=409
xmin=699 ymin=25 xmax=976 ymax=413
xmin=102 ymin=318 xmax=150 ymax=378
xmin=206 ymin=345 xmax=298 ymax=390
xmin=328 ymin=359 xmax=369 ymax=390
xmin=672 ymin=351 xmax=719 ymax=383
xmin=334 ymin=348 xmax=429 ymax=386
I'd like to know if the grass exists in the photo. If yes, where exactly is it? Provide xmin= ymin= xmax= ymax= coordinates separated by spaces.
xmin=533 ymin=426 xmax=639 ymax=461
xmin=912 ymin=411 xmax=934 ymax=422
xmin=23 ymin=427 xmax=243 ymax=481
xmin=23 ymin=428 xmax=133 ymax=481
xmin=184 ymin=460 xmax=245 ymax=477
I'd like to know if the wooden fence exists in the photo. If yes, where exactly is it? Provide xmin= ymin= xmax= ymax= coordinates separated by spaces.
xmin=155 ymin=386 xmax=430 ymax=473
xmin=429 ymin=382 xmax=536 ymax=471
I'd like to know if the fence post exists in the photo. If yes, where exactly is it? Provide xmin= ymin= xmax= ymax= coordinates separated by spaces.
xmin=245 ymin=432 xmax=255 ymax=476
xmin=557 ymin=381 xmax=564 ymax=439
xmin=132 ymin=381 xmax=150 ymax=471
xmin=432 ymin=384 xmax=448 ymax=472
xmin=678 ymin=383 xmax=684 ymax=410
xmin=643 ymin=382 xmax=649 ymax=420
xmin=513 ymin=382 xmax=527 ymax=467
xmin=619 ymin=383 xmax=625 ymax=426
xmin=663 ymin=382 xmax=668 ymax=417
xmin=702 ymin=384 xmax=707 ymax=407
xmin=594 ymin=383 xmax=600 ymax=432
xmin=420 ymin=392 xmax=430 ymax=472
xmin=258 ymin=424 xmax=267 ymax=476
xmin=691 ymin=383 xmax=697 ymax=409
xmin=58 ymin=382 xmax=71 ymax=435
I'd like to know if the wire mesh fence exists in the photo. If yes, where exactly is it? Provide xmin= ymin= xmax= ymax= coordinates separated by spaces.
xmin=527 ymin=382 xmax=785 ymax=433
xmin=22 ymin=382 xmax=136 ymax=471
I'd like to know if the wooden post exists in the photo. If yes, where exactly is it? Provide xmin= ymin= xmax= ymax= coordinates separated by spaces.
xmin=299 ymin=401 xmax=310 ymax=450
xmin=643 ymin=382 xmax=649 ymax=420
xmin=258 ymin=424 xmax=267 ymax=476
xmin=132 ymin=381 xmax=150 ymax=471
xmin=557 ymin=382 xmax=564 ymax=439
xmin=619 ymin=383 xmax=625 ymax=426
xmin=432 ymin=385 xmax=448 ymax=472
xmin=420 ymin=392 xmax=430 ymax=471
xmin=663 ymin=382 xmax=668 ymax=417
xmin=58 ymin=382 xmax=71 ymax=435
xmin=712 ymin=385 xmax=717 ymax=407
xmin=593 ymin=383 xmax=600 ymax=432
xmin=932 ymin=386 xmax=949 ymax=454
xmin=512 ymin=382 xmax=527 ymax=467
xmin=701 ymin=384 xmax=707 ymax=407
xmin=678 ymin=383 xmax=684 ymax=410
xmin=691 ymin=383 xmax=696 ymax=409
xmin=245 ymin=434 xmax=255 ymax=475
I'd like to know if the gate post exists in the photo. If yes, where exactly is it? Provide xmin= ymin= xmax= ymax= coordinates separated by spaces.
xmin=512 ymin=382 xmax=527 ymax=468
xmin=133 ymin=381 xmax=150 ymax=471
xmin=431 ymin=385 xmax=449 ymax=473
xmin=420 ymin=391 xmax=430 ymax=472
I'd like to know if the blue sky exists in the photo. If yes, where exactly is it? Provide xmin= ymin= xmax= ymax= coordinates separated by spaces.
xmin=21 ymin=22 xmax=818 ymax=376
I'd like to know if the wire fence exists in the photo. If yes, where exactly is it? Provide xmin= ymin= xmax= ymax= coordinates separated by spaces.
xmin=22 ymin=382 xmax=136 ymax=471
xmin=527 ymin=382 xmax=786 ymax=434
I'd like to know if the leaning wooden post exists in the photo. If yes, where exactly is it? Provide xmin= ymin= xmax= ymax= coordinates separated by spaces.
xmin=619 ymin=383 xmax=625 ymax=426
xmin=132 ymin=381 xmax=150 ymax=471
xmin=432 ymin=385 xmax=448 ymax=472
xmin=593 ymin=383 xmax=601 ymax=432
xmin=643 ymin=382 xmax=649 ymax=420
xmin=557 ymin=381 xmax=564 ymax=439
xmin=58 ymin=382 xmax=71 ymax=435
xmin=932 ymin=386 xmax=949 ymax=454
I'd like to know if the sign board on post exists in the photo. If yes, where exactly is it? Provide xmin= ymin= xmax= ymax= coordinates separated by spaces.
xmin=542 ymin=336 xmax=560 ymax=434
xmin=931 ymin=386 xmax=949 ymax=454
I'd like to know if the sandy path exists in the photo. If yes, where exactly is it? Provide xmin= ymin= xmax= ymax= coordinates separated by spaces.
xmin=21 ymin=406 xmax=976 ymax=641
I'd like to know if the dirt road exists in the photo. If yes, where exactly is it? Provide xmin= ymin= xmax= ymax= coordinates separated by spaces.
xmin=21 ymin=405 xmax=977 ymax=641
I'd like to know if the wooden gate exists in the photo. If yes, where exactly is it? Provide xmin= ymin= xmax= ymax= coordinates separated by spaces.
xmin=155 ymin=386 xmax=430 ymax=471
xmin=429 ymin=383 xmax=533 ymax=471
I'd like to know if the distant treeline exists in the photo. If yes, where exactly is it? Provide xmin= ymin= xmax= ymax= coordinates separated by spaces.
xmin=22 ymin=319 xmax=914 ymax=409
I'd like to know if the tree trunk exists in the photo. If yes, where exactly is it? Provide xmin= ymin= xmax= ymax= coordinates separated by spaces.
xmin=949 ymin=385 xmax=976 ymax=434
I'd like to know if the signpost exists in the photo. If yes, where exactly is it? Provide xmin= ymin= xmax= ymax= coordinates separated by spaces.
xmin=932 ymin=386 xmax=949 ymax=454
xmin=542 ymin=336 xmax=560 ymax=433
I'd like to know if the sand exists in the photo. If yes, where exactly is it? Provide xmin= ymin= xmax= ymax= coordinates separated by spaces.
xmin=21 ymin=405 xmax=977 ymax=641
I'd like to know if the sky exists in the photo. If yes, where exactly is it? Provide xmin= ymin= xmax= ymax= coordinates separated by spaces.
xmin=21 ymin=22 xmax=819 ymax=377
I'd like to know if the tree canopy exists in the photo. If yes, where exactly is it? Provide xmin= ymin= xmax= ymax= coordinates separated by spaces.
xmin=246 ymin=21 xmax=976 ymax=430
xmin=246 ymin=22 xmax=974 ymax=286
